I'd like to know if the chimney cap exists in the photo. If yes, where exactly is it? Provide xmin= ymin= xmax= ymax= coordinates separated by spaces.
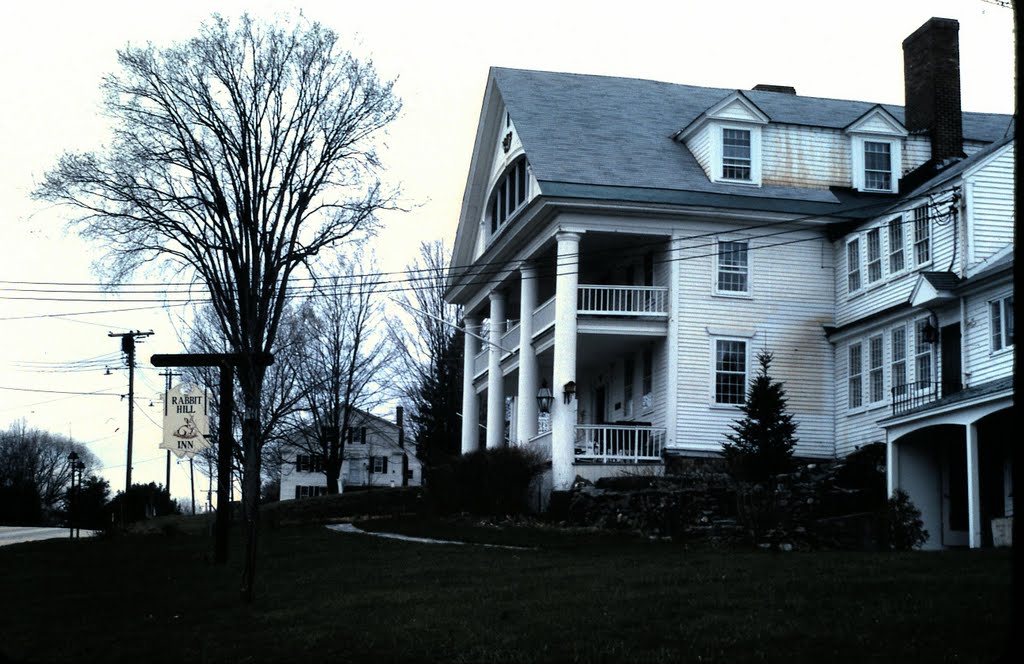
xmin=902 ymin=17 xmax=960 ymax=47
xmin=752 ymin=84 xmax=797 ymax=95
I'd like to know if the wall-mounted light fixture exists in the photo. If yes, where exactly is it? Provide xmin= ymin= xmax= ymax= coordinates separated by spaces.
xmin=536 ymin=380 xmax=554 ymax=414
xmin=563 ymin=380 xmax=576 ymax=404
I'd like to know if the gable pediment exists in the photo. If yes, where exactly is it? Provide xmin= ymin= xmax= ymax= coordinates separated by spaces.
xmin=909 ymin=271 xmax=961 ymax=307
xmin=845 ymin=105 xmax=907 ymax=137
xmin=676 ymin=91 xmax=769 ymax=142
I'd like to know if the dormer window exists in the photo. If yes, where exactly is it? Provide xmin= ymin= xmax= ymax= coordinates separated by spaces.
xmin=488 ymin=157 xmax=529 ymax=235
xmin=863 ymin=141 xmax=892 ymax=191
xmin=722 ymin=128 xmax=752 ymax=181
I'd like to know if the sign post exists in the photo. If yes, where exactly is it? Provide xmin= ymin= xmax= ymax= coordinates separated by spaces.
xmin=151 ymin=352 xmax=272 ymax=564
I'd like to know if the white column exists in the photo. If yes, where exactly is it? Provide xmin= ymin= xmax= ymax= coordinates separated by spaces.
xmin=966 ymin=423 xmax=982 ymax=548
xmin=460 ymin=318 xmax=481 ymax=455
xmin=552 ymin=232 xmax=580 ymax=490
xmin=516 ymin=263 xmax=539 ymax=445
xmin=886 ymin=432 xmax=899 ymax=499
xmin=486 ymin=291 xmax=507 ymax=449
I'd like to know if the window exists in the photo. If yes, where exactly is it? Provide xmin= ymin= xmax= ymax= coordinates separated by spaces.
xmin=891 ymin=326 xmax=907 ymax=398
xmin=370 ymin=457 xmax=388 ymax=474
xmin=913 ymin=207 xmax=930 ymax=265
xmin=641 ymin=348 xmax=653 ymax=409
xmin=721 ymin=128 xmax=751 ymax=181
xmin=295 ymin=485 xmax=327 ymax=499
xmin=848 ymin=343 xmax=863 ymax=409
xmin=623 ymin=356 xmax=635 ymax=419
xmin=869 ymin=335 xmax=884 ymax=403
xmin=914 ymin=319 xmax=933 ymax=384
xmin=990 ymin=296 xmax=1014 ymax=351
xmin=296 ymin=454 xmax=324 ymax=473
xmin=866 ymin=229 xmax=882 ymax=284
xmin=888 ymin=218 xmax=905 ymax=273
xmin=847 ymin=238 xmax=861 ymax=293
xmin=488 ymin=158 xmax=529 ymax=235
xmin=863 ymin=141 xmax=892 ymax=191
xmin=714 ymin=340 xmax=747 ymax=405
xmin=716 ymin=240 xmax=749 ymax=293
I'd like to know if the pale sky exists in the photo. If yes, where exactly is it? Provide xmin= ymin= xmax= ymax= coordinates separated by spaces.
xmin=0 ymin=0 xmax=1014 ymax=501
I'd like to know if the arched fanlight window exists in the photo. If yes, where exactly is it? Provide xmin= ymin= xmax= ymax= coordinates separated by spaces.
xmin=488 ymin=157 xmax=529 ymax=235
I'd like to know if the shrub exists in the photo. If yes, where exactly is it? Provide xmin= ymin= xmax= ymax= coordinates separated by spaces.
xmin=881 ymin=489 xmax=929 ymax=550
xmin=426 ymin=446 xmax=544 ymax=516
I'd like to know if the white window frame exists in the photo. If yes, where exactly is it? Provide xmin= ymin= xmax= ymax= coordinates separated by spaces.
xmin=866 ymin=229 xmax=882 ymax=285
xmin=846 ymin=237 xmax=862 ymax=294
xmin=713 ymin=338 xmax=748 ymax=406
xmin=913 ymin=206 xmax=931 ymax=266
xmin=848 ymin=342 xmax=863 ymax=410
xmin=715 ymin=239 xmax=750 ymax=295
xmin=641 ymin=347 xmax=654 ymax=411
xmin=891 ymin=325 xmax=908 ymax=399
xmin=914 ymin=318 xmax=934 ymax=386
xmin=990 ymin=295 xmax=1014 ymax=352
xmin=887 ymin=217 xmax=905 ymax=275
xmin=710 ymin=123 xmax=762 ymax=186
xmin=868 ymin=334 xmax=884 ymax=404
xmin=372 ymin=456 xmax=386 ymax=474
xmin=851 ymin=136 xmax=901 ymax=193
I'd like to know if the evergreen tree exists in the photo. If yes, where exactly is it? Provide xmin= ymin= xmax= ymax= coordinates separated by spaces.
xmin=722 ymin=351 xmax=798 ymax=481
xmin=412 ymin=326 xmax=464 ymax=466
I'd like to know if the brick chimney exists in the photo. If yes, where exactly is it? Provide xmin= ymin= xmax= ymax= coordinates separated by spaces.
xmin=903 ymin=17 xmax=964 ymax=162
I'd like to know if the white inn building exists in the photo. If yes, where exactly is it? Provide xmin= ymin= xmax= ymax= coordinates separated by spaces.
xmin=444 ymin=18 xmax=1014 ymax=549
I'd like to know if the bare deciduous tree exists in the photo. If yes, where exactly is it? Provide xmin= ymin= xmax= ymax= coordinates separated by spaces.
xmin=35 ymin=14 xmax=400 ymax=601
xmin=388 ymin=240 xmax=463 ymax=464
xmin=290 ymin=250 xmax=397 ymax=494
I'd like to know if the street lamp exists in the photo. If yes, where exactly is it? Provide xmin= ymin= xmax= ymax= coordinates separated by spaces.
xmin=67 ymin=452 xmax=79 ymax=539
xmin=74 ymin=459 xmax=85 ymax=538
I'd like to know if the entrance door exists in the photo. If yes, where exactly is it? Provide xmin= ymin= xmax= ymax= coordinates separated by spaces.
xmin=942 ymin=437 xmax=969 ymax=546
xmin=940 ymin=323 xmax=962 ymax=396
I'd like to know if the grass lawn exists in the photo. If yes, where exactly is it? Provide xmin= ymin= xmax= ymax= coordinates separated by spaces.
xmin=0 ymin=514 xmax=1011 ymax=663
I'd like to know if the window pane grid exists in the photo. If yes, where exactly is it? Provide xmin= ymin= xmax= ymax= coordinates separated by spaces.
xmin=715 ymin=340 xmax=746 ymax=404
xmin=913 ymin=207 xmax=930 ymax=264
xmin=869 ymin=335 xmax=884 ymax=402
xmin=848 ymin=343 xmax=863 ymax=409
xmin=717 ymin=240 xmax=749 ymax=292
xmin=847 ymin=239 xmax=861 ymax=292
xmin=891 ymin=326 xmax=907 ymax=398
xmin=914 ymin=319 xmax=932 ymax=383
xmin=722 ymin=129 xmax=751 ymax=180
xmin=864 ymin=141 xmax=892 ymax=190
xmin=867 ymin=230 xmax=881 ymax=283
xmin=888 ymin=218 xmax=904 ymax=273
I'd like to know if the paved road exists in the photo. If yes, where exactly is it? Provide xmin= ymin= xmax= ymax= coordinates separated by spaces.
xmin=0 ymin=526 xmax=98 ymax=546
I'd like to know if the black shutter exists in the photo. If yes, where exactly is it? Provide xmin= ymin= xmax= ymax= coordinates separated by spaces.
xmin=360 ymin=427 xmax=367 ymax=444
xmin=368 ymin=458 xmax=374 ymax=474
xmin=294 ymin=485 xmax=300 ymax=500
xmin=382 ymin=457 xmax=388 ymax=473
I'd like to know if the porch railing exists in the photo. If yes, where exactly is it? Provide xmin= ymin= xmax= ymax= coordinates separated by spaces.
xmin=891 ymin=381 xmax=941 ymax=416
xmin=574 ymin=425 xmax=665 ymax=463
xmin=578 ymin=285 xmax=669 ymax=316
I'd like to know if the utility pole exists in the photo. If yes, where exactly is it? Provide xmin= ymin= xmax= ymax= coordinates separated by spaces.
xmin=159 ymin=369 xmax=181 ymax=494
xmin=109 ymin=331 xmax=153 ymax=494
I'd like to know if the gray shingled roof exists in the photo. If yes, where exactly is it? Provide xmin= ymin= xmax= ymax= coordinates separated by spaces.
xmin=493 ymin=68 xmax=1012 ymax=214
xmin=920 ymin=271 xmax=962 ymax=292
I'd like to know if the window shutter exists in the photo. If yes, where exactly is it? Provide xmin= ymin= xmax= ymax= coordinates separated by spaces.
xmin=360 ymin=427 xmax=367 ymax=444
xmin=368 ymin=458 xmax=374 ymax=474
xmin=294 ymin=485 xmax=300 ymax=500
xmin=382 ymin=457 xmax=388 ymax=473
xmin=296 ymin=456 xmax=302 ymax=472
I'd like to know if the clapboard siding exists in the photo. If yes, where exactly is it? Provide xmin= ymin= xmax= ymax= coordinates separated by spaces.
xmin=686 ymin=129 xmax=712 ymax=175
xmin=762 ymin=125 xmax=847 ymax=188
xmin=968 ymin=143 xmax=1015 ymax=266
xmin=671 ymin=221 xmax=835 ymax=459
xmin=963 ymin=280 xmax=1015 ymax=386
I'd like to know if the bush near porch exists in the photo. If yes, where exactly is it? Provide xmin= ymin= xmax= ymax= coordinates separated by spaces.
xmin=561 ymin=444 xmax=919 ymax=550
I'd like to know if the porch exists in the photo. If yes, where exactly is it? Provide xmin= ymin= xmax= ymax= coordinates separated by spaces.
xmin=525 ymin=424 xmax=666 ymax=464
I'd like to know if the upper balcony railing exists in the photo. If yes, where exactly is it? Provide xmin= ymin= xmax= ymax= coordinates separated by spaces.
xmin=891 ymin=381 xmax=940 ymax=416
xmin=578 ymin=285 xmax=668 ymax=316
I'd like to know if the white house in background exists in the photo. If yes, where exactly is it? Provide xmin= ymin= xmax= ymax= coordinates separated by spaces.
xmin=280 ymin=409 xmax=423 ymax=499
xmin=444 ymin=17 xmax=1014 ymax=548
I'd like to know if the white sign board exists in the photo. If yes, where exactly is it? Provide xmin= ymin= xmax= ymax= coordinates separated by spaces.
xmin=161 ymin=383 xmax=211 ymax=459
